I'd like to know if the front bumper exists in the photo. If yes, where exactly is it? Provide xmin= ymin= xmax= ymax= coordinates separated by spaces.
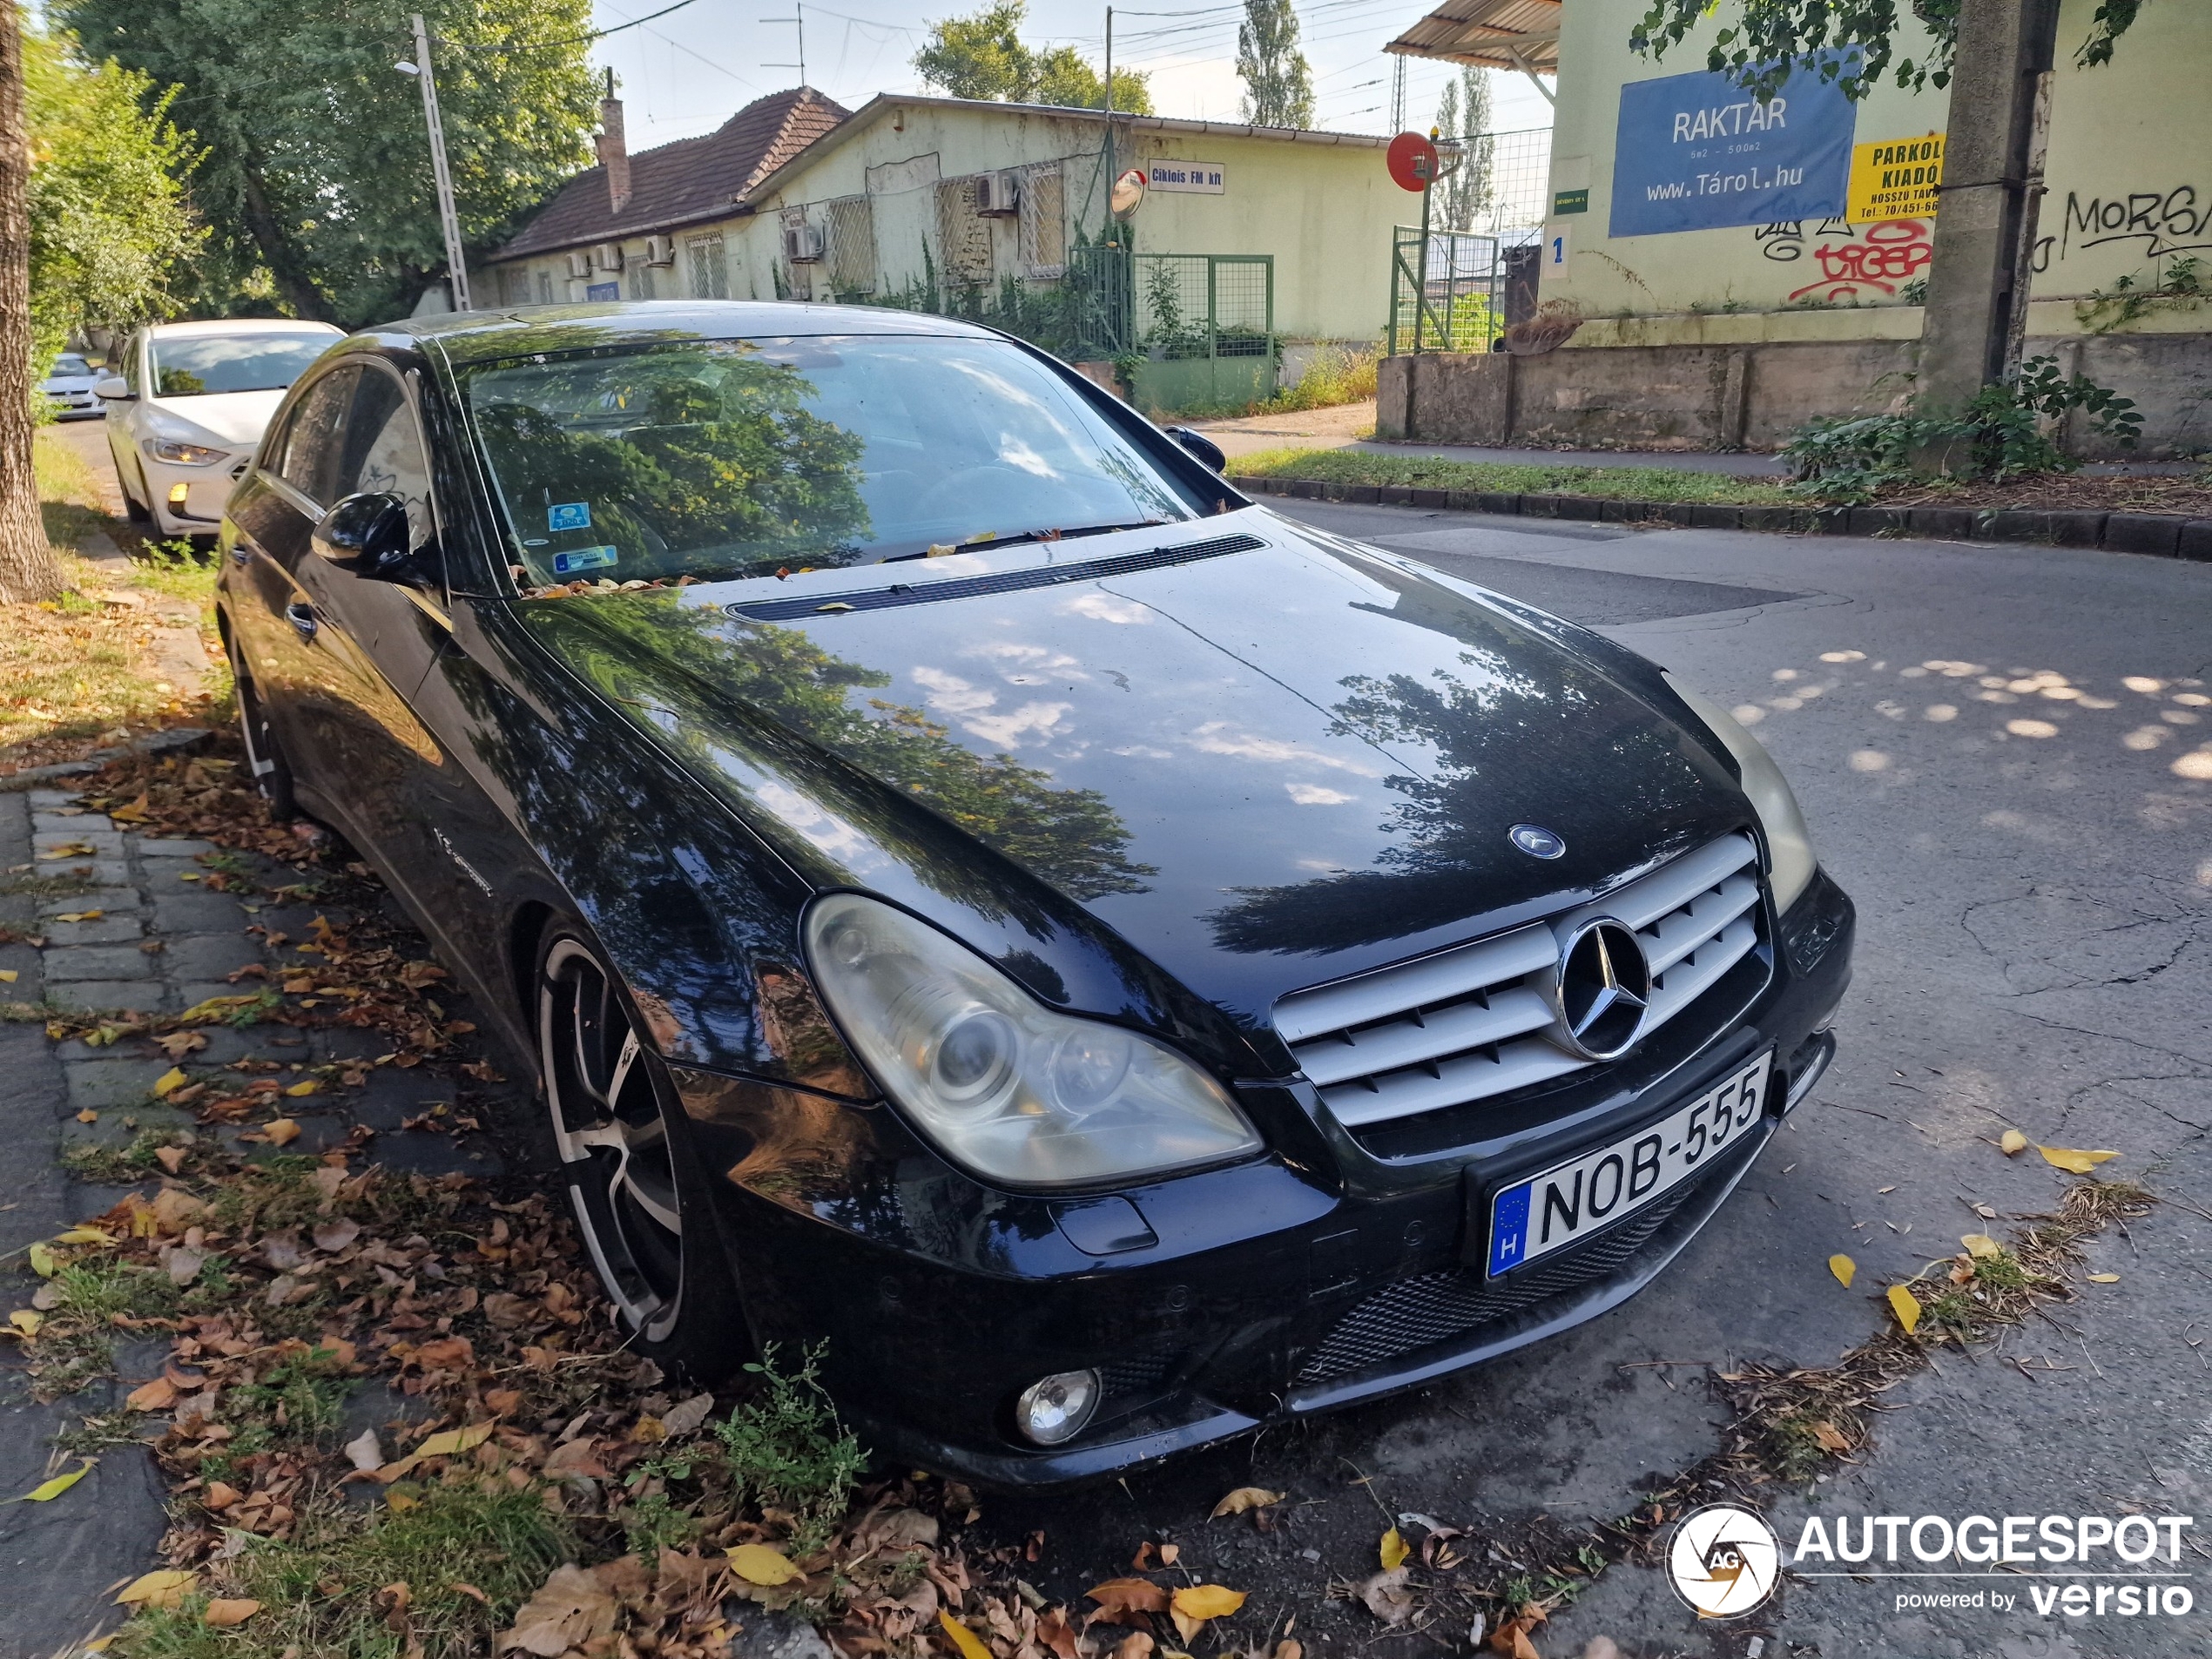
xmin=142 ymin=452 xmax=246 ymax=533
xmin=678 ymin=869 xmax=1855 ymax=1487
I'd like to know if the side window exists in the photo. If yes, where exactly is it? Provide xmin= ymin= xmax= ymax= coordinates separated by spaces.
xmin=334 ymin=368 xmax=435 ymax=548
xmin=275 ymin=366 xmax=361 ymax=505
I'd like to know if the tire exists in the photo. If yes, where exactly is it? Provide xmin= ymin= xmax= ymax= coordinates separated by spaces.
xmin=231 ymin=656 xmax=298 ymax=821
xmin=536 ymin=925 xmax=750 ymax=1381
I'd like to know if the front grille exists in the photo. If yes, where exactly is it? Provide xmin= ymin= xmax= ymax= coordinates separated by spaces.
xmin=1100 ymin=1353 xmax=1175 ymax=1400
xmin=1272 ymin=833 xmax=1764 ymax=1129
xmin=1295 ymin=1171 xmax=1709 ymax=1387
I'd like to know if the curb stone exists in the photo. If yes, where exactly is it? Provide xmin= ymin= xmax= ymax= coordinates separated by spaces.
xmin=1227 ymin=474 xmax=2212 ymax=559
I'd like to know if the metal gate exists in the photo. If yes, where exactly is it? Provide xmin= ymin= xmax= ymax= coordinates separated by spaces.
xmin=1388 ymin=227 xmax=1506 ymax=354
xmin=1070 ymin=246 xmax=1277 ymax=415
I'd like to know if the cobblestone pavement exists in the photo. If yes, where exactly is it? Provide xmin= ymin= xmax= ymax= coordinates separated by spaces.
xmin=0 ymin=775 xmax=523 ymax=1656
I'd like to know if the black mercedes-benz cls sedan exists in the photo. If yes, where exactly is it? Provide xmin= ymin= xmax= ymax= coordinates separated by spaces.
xmin=215 ymin=303 xmax=1853 ymax=1484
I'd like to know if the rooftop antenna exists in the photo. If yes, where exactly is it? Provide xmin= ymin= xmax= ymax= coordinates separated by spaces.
xmin=761 ymin=3 xmax=807 ymax=88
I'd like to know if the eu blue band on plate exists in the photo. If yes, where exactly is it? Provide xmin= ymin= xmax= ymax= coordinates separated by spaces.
xmin=551 ymin=544 xmax=619 ymax=577
xmin=1488 ymin=1182 xmax=1531 ymax=1277
xmin=1608 ymin=59 xmax=1855 ymax=238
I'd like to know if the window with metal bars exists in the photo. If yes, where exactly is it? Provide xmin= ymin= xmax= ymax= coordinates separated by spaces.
xmin=686 ymin=233 xmax=729 ymax=300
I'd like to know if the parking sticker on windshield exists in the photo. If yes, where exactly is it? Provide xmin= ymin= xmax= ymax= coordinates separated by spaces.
xmin=550 ymin=544 xmax=618 ymax=577
xmin=549 ymin=502 xmax=592 ymax=531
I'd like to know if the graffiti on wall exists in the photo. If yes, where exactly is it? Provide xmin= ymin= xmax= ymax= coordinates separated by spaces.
xmin=2043 ymin=185 xmax=2212 ymax=270
xmin=1751 ymin=218 xmax=1933 ymax=300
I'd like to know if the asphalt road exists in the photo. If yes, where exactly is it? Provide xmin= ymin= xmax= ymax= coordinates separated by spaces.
xmin=976 ymin=501 xmax=2212 ymax=1659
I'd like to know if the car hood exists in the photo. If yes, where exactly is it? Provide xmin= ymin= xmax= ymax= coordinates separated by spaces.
xmin=516 ymin=511 xmax=1749 ymax=1031
xmin=142 ymin=389 xmax=287 ymax=448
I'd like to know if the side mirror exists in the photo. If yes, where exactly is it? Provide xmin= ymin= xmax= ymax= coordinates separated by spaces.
xmin=1163 ymin=424 xmax=1225 ymax=474
xmin=92 ymin=376 xmax=133 ymax=401
xmin=313 ymin=491 xmax=427 ymax=584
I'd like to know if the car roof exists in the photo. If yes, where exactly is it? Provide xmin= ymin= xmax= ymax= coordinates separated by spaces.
xmin=388 ymin=300 xmax=1006 ymax=368
xmin=145 ymin=318 xmax=347 ymax=339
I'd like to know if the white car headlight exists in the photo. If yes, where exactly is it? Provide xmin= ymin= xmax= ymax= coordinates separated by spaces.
xmin=1663 ymin=674 xmax=1818 ymax=914
xmin=803 ymin=893 xmax=1263 ymax=1189
xmin=145 ymin=439 xmax=226 ymax=465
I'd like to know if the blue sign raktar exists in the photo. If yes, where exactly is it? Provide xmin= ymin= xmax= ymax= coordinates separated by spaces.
xmin=1608 ymin=63 xmax=1854 ymax=237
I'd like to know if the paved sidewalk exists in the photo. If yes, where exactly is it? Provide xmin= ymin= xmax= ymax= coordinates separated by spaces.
xmin=1 ymin=776 xmax=519 ymax=1656
xmin=1188 ymin=401 xmax=1790 ymax=474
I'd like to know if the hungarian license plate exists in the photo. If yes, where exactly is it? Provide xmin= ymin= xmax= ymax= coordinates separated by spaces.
xmin=1485 ymin=1049 xmax=1774 ymax=1278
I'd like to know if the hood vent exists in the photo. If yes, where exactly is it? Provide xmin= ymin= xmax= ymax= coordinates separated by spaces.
xmin=725 ymin=531 xmax=1266 ymax=622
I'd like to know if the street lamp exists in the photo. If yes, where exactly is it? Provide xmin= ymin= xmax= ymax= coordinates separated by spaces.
xmin=396 ymin=14 xmax=470 ymax=310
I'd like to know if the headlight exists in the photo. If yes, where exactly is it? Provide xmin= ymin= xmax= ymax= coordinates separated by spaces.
xmin=1663 ymin=673 xmax=1817 ymax=913
xmin=145 ymin=439 xmax=225 ymax=465
xmin=803 ymin=893 xmax=1263 ymax=1188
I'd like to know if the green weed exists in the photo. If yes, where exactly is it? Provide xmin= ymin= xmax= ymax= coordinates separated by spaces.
xmin=713 ymin=1342 xmax=869 ymax=1558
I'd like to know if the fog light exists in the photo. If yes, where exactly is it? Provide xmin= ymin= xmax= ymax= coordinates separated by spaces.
xmin=1014 ymin=1368 xmax=1099 ymax=1446
xmin=167 ymin=483 xmax=189 ymax=507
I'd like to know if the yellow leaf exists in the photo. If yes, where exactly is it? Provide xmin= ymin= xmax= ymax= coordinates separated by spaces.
xmin=1170 ymin=1585 xmax=1245 ymax=1623
xmin=385 ymin=1487 xmax=419 ymax=1512
xmin=939 ymin=1609 xmax=994 ymax=1659
xmin=204 ymin=1599 xmax=261 ymax=1627
xmin=8 ymin=1311 xmax=43 ymax=1339
xmin=1960 ymin=1233 xmax=2000 ymax=1259
xmin=2039 ymin=1145 xmax=2120 ymax=1175
xmin=283 ymin=1080 xmax=320 ymax=1097
xmin=1828 ymin=1253 xmax=1855 ymax=1288
xmin=412 ymin=1422 xmax=493 ymax=1460
xmin=1379 ymin=1527 xmax=1409 ymax=1571
xmin=1209 ymin=1486 xmax=1285 ymax=1518
xmin=54 ymin=1228 xmax=111 ymax=1245
xmin=152 ymin=1067 xmax=187 ymax=1097
xmin=28 ymin=1243 xmax=56 ymax=1278
xmin=1887 ymin=1283 xmax=1922 ymax=1335
xmin=2087 ymin=1272 xmax=2121 ymax=1284
xmin=1810 ymin=1420 xmax=1851 ymax=1453
xmin=0 ymin=970 xmax=15 ymax=984
xmin=263 ymin=1118 xmax=301 ymax=1147
xmin=19 ymin=1459 xmax=93 ymax=1502
xmin=2000 ymin=1129 xmax=2028 ymax=1156
xmin=116 ymin=1569 xmax=198 ymax=1608
xmin=729 ymin=1543 xmax=803 ymax=1587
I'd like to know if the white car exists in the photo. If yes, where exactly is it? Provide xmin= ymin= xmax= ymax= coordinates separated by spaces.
xmin=97 ymin=319 xmax=344 ymax=536
xmin=41 ymin=352 xmax=103 ymax=420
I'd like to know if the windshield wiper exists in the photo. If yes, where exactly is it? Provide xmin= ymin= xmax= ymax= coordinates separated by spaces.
xmin=879 ymin=520 xmax=1167 ymax=562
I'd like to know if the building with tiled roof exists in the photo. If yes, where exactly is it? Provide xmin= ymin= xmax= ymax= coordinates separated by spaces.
xmin=482 ymin=86 xmax=849 ymax=307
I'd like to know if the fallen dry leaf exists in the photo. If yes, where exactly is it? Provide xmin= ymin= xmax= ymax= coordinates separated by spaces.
xmin=116 ymin=1569 xmax=197 ymax=1609
xmin=1157 ymin=1543 xmax=1179 ymax=1568
xmin=344 ymin=1428 xmax=384 ymax=1474
xmin=312 ymin=1217 xmax=361 ymax=1254
xmin=152 ymin=1067 xmax=187 ymax=1097
xmin=1379 ymin=1526 xmax=1409 ymax=1570
xmin=203 ymin=1481 xmax=242 ymax=1511
xmin=1828 ymin=1253 xmax=1856 ymax=1288
xmin=497 ymin=1562 xmax=622 ymax=1656
xmin=940 ymin=1609 xmax=995 ymax=1659
xmin=728 ymin=1543 xmax=802 ymax=1587
xmin=125 ymin=1376 xmax=177 ymax=1413
xmin=262 ymin=1117 xmax=302 ymax=1147
xmin=1488 ymin=1604 xmax=1546 ymax=1659
xmin=1086 ymin=1577 xmax=1170 ymax=1619
xmin=1170 ymin=1585 xmax=1244 ymax=1622
xmin=2000 ymin=1129 xmax=2028 ymax=1156
xmin=659 ymin=1393 xmax=714 ymax=1438
xmin=1888 ymin=1283 xmax=1923 ymax=1335
xmin=1114 ymin=1635 xmax=1155 ymax=1659
xmin=1208 ymin=1486 xmax=1284 ymax=1519
xmin=2038 ymin=1144 xmax=2120 ymax=1175
xmin=2087 ymin=1272 xmax=2121 ymax=1284
xmin=1810 ymin=1420 xmax=1851 ymax=1453
xmin=153 ymin=1146 xmax=187 ymax=1175
xmin=1357 ymin=1567 xmax=1413 ymax=1627
xmin=1960 ymin=1233 xmax=2001 ymax=1259
xmin=204 ymin=1599 xmax=261 ymax=1627
xmin=19 ymin=1459 xmax=94 ymax=1502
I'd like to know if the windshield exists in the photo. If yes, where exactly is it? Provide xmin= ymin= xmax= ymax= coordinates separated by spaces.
xmin=151 ymin=332 xmax=335 ymax=397
xmin=462 ymin=334 xmax=1212 ymax=588
xmin=50 ymin=354 xmax=90 ymax=377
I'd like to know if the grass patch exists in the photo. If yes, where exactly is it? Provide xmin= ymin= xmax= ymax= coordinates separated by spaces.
xmin=1228 ymin=443 xmax=1796 ymax=506
xmin=1256 ymin=341 xmax=1379 ymax=414
xmin=111 ymin=1482 xmax=573 ymax=1659
xmin=60 ymin=1128 xmax=206 ymax=1185
xmin=28 ymin=1257 xmax=178 ymax=1395
xmin=0 ymin=870 xmax=100 ymax=899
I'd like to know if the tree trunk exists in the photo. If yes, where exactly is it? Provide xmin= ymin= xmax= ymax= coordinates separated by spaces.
xmin=0 ymin=8 xmax=61 ymax=604
xmin=237 ymin=158 xmax=333 ymax=323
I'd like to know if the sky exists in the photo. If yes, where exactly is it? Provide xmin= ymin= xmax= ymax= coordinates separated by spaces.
xmin=583 ymin=0 xmax=1555 ymax=152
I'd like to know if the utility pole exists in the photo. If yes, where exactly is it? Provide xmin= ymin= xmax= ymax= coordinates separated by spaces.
xmin=1915 ymin=0 xmax=2060 ymax=466
xmin=763 ymin=5 xmax=807 ymax=87
xmin=1388 ymin=51 xmax=1406 ymax=132
xmin=1103 ymin=4 xmax=1115 ymax=228
xmin=405 ymin=15 xmax=470 ymax=311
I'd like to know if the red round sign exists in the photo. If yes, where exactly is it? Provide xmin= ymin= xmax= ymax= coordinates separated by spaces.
xmin=1386 ymin=132 xmax=1440 ymax=193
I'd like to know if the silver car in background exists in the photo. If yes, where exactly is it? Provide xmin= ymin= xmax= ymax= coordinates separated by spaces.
xmin=41 ymin=352 xmax=103 ymax=420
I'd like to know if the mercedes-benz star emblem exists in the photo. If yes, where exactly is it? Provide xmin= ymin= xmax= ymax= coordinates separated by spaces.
xmin=1551 ymin=918 xmax=1651 ymax=1061
xmin=1508 ymin=823 xmax=1566 ymax=860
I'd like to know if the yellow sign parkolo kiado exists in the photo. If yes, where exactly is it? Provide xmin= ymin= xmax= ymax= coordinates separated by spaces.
xmin=1848 ymin=132 xmax=1946 ymax=223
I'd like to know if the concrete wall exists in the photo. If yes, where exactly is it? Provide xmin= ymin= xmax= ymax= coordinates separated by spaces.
xmin=1379 ymin=329 xmax=2212 ymax=458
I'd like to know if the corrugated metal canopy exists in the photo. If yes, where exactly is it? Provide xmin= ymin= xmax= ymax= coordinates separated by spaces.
xmin=1385 ymin=0 xmax=1561 ymax=74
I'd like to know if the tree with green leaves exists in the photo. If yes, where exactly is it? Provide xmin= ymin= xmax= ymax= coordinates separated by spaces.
xmin=54 ymin=0 xmax=600 ymax=327
xmin=1630 ymin=0 xmax=2146 ymax=100
xmin=0 ymin=4 xmax=49 ymax=603
xmin=1236 ymin=0 xmax=1313 ymax=129
xmin=1434 ymin=64 xmax=1493 ymax=233
xmin=914 ymin=2 xmax=1152 ymax=113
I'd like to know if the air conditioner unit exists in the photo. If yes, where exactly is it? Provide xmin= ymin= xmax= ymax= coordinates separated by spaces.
xmin=974 ymin=171 xmax=1021 ymax=215
xmin=644 ymin=234 xmax=675 ymax=268
xmin=783 ymin=222 xmax=824 ymax=263
xmin=591 ymin=242 xmax=623 ymax=272
xmin=564 ymin=251 xmax=592 ymax=280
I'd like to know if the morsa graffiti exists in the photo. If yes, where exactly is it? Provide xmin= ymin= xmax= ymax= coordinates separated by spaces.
xmin=2047 ymin=185 xmax=2212 ymax=269
xmin=1752 ymin=218 xmax=1932 ymax=300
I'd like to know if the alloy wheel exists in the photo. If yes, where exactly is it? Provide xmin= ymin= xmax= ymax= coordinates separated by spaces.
xmin=539 ymin=939 xmax=685 ymax=1340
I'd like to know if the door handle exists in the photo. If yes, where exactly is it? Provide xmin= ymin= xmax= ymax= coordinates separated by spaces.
xmin=284 ymin=602 xmax=318 ymax=638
